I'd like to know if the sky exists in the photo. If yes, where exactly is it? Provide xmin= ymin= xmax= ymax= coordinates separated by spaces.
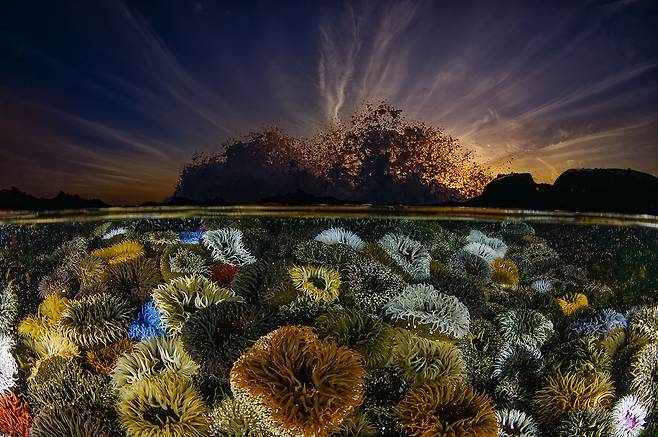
xmin=1 ymin=0 xmax=657 ymax=204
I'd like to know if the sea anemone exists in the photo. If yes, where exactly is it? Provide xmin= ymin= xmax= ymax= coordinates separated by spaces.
xmin=37 ymin=270 xmax=70 ymax=299
xmin=396 ymin=383 xmax=498 ymax=437
xmin=0 ymin=391 xmax=31 ymax=437
xmin=101 ymin=226 xmax=128 ymax=241
xmin=49 ymin=236 xmax=88 ymax=271
xmin=628 ymin=304 xmax=658 ymax=342
xmin=329 ymin=411 xmax=377 ymax=437
xmin=314 ymin=227 xmax=365 ymax=251
xmin=555 ymin=292 xmax=589 ymax=316
xmin=497 ymin=309 xmax=553 ymax=351
xmin=531 ymin=278 xmax=554 ymax=294
xmin=30 ymin=331 xmax=80 ymax=359
xmin=117 ymin=374 xmax=209 ymax=437
xmin=568 ymin=308 xmax=627 ymax=337
xmin=289 ymin=265 xmax=341 ymax=304
xmin=533 ymin=371 xmax=614 ymax=423
xmin=210 ymin=263 xmax=240 ymax=287
xmin=106 ymin=257 xmax=162 ymax=304
xmin=294 ymin=240 xmax=359 ymax=270
xmin=315 ymin=308 xmax=394 ymax=369
xmin=555 ymin=408 xmax=612 ymax=436
xmin=202 ymin=228 xmax=256 ymax=266
xmin=59 ymin=293 xmax=134 ymax=349
xmin=609 ymin=394 xmax=647 ymax=437
xmin=629 ymin=342 xmax=658 ymax=418
xmin=180 ymin=301 xmax=275 ymax=375
xmin=498 ymin=220 xmax=535 ymax=241
xmin=91 ymin=240 xmax=145 ymax=265
xmin=384 ymin=283 xmax=470 ymax=340
xmin=28 ymin=355 xmax=115 ymax=410
xmin=508 ymin=240 xmax=560 ymax=279
xmin=18 ymin=294 xmax=70 ymax=342
xmin=86 ymin=338 xmax=135 ymax=375
xmin=466 ymin=229 xmax=508 ymax=258
xmin=492 ymin=343 xmax=543 ymax=380
xmin=462 ymin=242 xmax=500 ymax=265
xmin=547 ymin=336 xmax=611 ymax=374
xmin=231 ymin=260 xmax=289 ymax=304
xmin=343 ymin=257 xmax=407 ymax=314
xmin=0 ymin=281 xmax=18 ymax=334
xmin=111 ymin=336 xmax=199 ymax=392
xmin=179 ymin=230 xmax=205 ymax=245
xmin=495 ymin=408 xmax=539 ymax=437
xmin=30 ymin=406 xmax=120 ymax=437
xmin=459 ymin=318 xmax=503 ymax=388
xmin=0 ymin=334 xmax=18 ymax=394
xmin=152 ymin=274 xmax=240 ymax=333
xmin=230 ymin=325 xmax=366 ymax=437
xmin=128 ymin=300 xmax=166 ymax=341
xmin=491 ymin=258 xmax=520 ymax=287
xmin=167 ymin=247 xmax=211 ymax=276
xmin=494 ymin=378 xmax=531 ymax=411
xmin=389 ymin=329 xmax=465 ymax=387
xmin=71 ymin=254 xmax=108 ymax=288
xmin=378 ymin=233 xmax=431 ymax=281
xmin=208 ymin=396 xmax=272 ymax=437
xmin=449 ymin=248 xmax=493 ymax=282
xmin=145 ymin=230 xmax=180 ymax=248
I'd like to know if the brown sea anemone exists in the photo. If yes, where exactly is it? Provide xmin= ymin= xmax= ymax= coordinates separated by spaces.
xmin=230 ymin=325 xmax=367 ymax=437
xmin=117 ymin=374 xmax=209 ymax=437
xmin=30 ymin=406 xmax=120 ymax=437
xmin=491 ymin=258 xmax=519 ymax=287
xmin=533 ymin=371 xmax=614 ymax=423
xmin=396 ymin=383 xmax=498 ymax=437
xmin=86 ymin=338 xmax=135 ymax=375
xmin=91 ymin=240 xmax=145 ymax=265
xmin=555 ymin=292 xmax=589 ymax=316
xmin=71 ymin=255 xmax=108 ymax=288
xmin=106 ymin=257 xmax=162 ymax=304
xmin=210 ymin=263 xmax=240 ymax=287
xmin=0 ymin=391 xmax=31 ymax=437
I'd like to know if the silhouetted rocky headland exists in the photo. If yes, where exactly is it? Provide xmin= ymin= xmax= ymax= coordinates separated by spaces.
xmin=0 ymin=187 xmax=107 ymax=211
xmin=468 ymin=168 xmax=658 ymax=215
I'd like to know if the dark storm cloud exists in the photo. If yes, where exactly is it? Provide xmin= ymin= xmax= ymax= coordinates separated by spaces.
xmin=1 ymin=0 xmax=657 ymax=203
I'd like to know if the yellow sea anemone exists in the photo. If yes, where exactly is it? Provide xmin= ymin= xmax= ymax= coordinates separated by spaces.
xmin=555 ymin=293 xmax=589 ymax=316
xmin=491 ymin=258 xmax=519 ymax=287
xmin=91 ymin=240 xmax=145 ymax=265
xmin=18 ymin=295 xmax=70 ymax=341
xmin=289 ymin=265 xmax=341 ymax=303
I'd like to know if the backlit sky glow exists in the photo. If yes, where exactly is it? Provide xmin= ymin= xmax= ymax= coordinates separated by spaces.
xmin=1 ymin=0 xmax=657 ymax=204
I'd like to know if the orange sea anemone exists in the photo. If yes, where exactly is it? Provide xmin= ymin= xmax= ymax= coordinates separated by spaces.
xmin=0 ymin=391 xmax=31 ymax=437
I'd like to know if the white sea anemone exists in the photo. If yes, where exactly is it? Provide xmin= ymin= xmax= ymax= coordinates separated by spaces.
xmin=531 ymin=278 xmax=553 ymax=294
xmin=0 ymin=334 xmax=18 ymax=394
xmin=466 ymin=230 xmax=508 ymax=258
xmin=202 ymin=228 xmax=256 ymax=266
xmin=610 ymin=394 xmax=647 ymax=437
xmin=314 ymin=227 xmax=365 ymax=251
xmin=101 ymin=227 xmax=128 ymax=240
xmin=384 ymin=283 xmax=470 ymax=339
xmin=462 ymin=242 xmax=499 ymax=265
xmin=379 ymin=233 xmax=431 ymax=281
xmin=495 ymin=408 xmax=539 ymax=437
xmin=497 ymin=309 xmax=553 ymax=351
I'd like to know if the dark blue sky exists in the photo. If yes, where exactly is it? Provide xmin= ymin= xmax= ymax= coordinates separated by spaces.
xmin=1 ymin=0 xmax=657 ymax=203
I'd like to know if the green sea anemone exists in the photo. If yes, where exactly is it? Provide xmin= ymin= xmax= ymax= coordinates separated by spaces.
xmin=59 ymin=293 xmax=134 ymax=349
xmin=71 ymin=254 xmax=108 ymax=288
xmin=495 ymin=408 xmax=539 ymax=437
xmin=202 ymin=228 xmax=256 ymax=266
xmin=117 ymin=374 xmax=209 ymax=437
xmin=30 ymin=406 xmax=120 ymax=437
xmin=628 ymin=305 xmax=658 ymax=342
xmin=111 ymin=336 xmax=199 ymax=392
xmin=91 ymin=240 xmax=145 ymax=265
xmin=106 ymin=257 xmax=162 ymax=304
xmin=152 ymin=275 xmax=240 ymax=333
xmin=329 ymin=411 xmax=377 ymax=437
xmin=378 ymin=233 xmax=431 ymax=281
xmin=555 ymin=408 xmax=612 ymax=437
xmin=384 ymin=283 xmax=470 ymax=340
xmin=230 ymin=325 xmax=366 ymax=437
xmin=533 ymin=371 xmax=614 ymax=423
xmin=289 ymin=265 xmax=341 ymax=304
xmin=208 ymin=396 xmax=275 ymax=437
xmin=459 ymin=318 xmax=503 ymax=389
xmin=629 ymin=342 xmax=658 ymax=418
xmin=293 ymin=240 xmax=359 ymax=270
xmin=389 ymin=329 xmax=465 ymax=387
xmin=315 ymin=308 xmax=394 ymax=369
xmin=449 ymin=248 xmax=492 ymax=282
xmin=0 ymin=281 xmax=18 ymax=334
xmin=547 ymin=336 xmax=611 ymax=374
xmin=231 ymin=260 xmax=290 ymax=304
xmin=168 ymin=247 xmax=210 ymax=276
xmin=0 ymin=391 xmax=31 ymax=437
xmin=28 ymin=355 xmax=115 ymax=410
xmin=180 ymin=301 xmax=275 ymax=375
xmin=343 ymin=257 xmax=407 ymax=314
xmin=396 ymin=383 xmax=498 ymax=437
xmin=360 ymin=242 xmax=414 ymax=282
xmin=496 ymin=308 xmax=553 ymax=352
xmin=491 ymin=258 xmax=520 ymax=287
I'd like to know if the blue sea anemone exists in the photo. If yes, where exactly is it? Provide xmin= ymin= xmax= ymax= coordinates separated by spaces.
xmin=314 ymin=227 xmax=365 ymax=251
xmin=378 ymin=233 xmax=431 ymax=281
xmin=128 ymin=301 xmax=166 ymax=341
xmin=568 ymin=308 xmax=627 ymax=337
xmin=202 ymin=228 xmax=256 ymax=266
xmin=384 ymin=284 xmax=470 ymax=339
xmin=179 ymin=231 xmax=205 ymax=245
